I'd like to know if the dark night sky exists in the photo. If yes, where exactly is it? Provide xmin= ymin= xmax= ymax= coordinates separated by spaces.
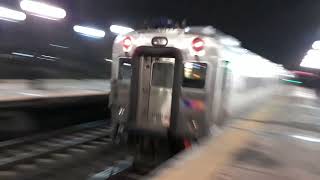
xmin=1 ymin=0 xmax=320 ymax=78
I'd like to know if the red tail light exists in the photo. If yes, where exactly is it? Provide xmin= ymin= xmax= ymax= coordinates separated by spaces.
xmin=122 ymin=36 xmax=133 ymax=51
xmin=192 ymin=37 xmax=205 ymax=52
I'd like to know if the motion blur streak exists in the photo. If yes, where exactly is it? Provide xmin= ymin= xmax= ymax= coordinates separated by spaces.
xmin=291 ymin=135 xmax=320 ymax=143
xmin=0 ymin=6 xmax=26 ymax=22
xmin=11 ymin=52 xmax=34 ymax=58
xmin=73 ymin=25 xmax=106 ymax=38
xmin=49 ymin=44 xmax=69 ymax=49
xmin=20 ymin=0 xmax=66 ymax=20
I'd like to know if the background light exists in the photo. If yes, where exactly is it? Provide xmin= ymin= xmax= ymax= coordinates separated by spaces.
xmin=0 ymin=6 xmax=26 ymax=22
xmin=110 ymin=25 xmax=134 ymax=35
xmin=49 ymin=44 xmax=69 ymax=49
xmin=73 ymin=25 xmax=105 ymax=38
xmin=104 ymin=59 xmax=113 ymax=62
xmin=312 ymin=40 xmax=320 ymax=50
xmin=11 ymin=52 xmax=34 ymax=58
xmin=20 ymin=0 xmax=66 ymax=20
xmin=220 ymin=36 xmax=241 ymax=46
xmin=300 ymin=49 xmax=320 ymax=69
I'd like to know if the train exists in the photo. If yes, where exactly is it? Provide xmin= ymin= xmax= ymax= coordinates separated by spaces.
xmin=109 ymin=26 xmax=282 ymax=165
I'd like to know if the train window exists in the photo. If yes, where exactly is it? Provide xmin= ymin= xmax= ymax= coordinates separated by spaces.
xmin=118 ymin=58 xmax=132 ymax=80
xmin=183 ymin=62 xmax=207 ymax=88
xmin=151 ymin=63 xmax=174 ymax=88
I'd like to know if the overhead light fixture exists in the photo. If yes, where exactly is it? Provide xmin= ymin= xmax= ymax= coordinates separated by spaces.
xmin=73 ymin=25 xmax=105 ymax=38
xmin=20 ymin=0 xmax=66 ymax=20
xmin=0 ymin=6 xmax=26 ymax=22
xmin=110 ymin=25 xmax=134 ymax=35
xmin=11 ymin=52 xmax=34 ymax=58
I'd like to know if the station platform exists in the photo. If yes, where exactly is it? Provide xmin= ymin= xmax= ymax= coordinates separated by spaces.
xmin=0 ymin=79 xmax=110 ymax=100
xmin=0 ymin=79 xmax=111 ymax=137
xmin=150 ymin=85 xmax=320 ymax=180
xmin=0 ymin=79 xmax=110 ymax=107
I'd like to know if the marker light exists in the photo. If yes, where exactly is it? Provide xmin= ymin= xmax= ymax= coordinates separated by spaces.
xmin=73 ymin=25 xmax=105 ymax=38
xmin=152 ymin=37 xmax=168 ymax=47
xmin=0 ymin=7 xmax=26 ymax=22
xmin=110 ymin=25 xmax=134 ymax=35
xmin=122 ymin=36 xmax=133 ymax=52
xmin=20 ymin=0 xmax=66 ymax=20
xmin=192 ymin=37 xmax=205 ymax=52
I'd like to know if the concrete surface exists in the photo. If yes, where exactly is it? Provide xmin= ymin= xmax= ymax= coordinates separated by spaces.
xmin=150 ymin=85 xmax=320 ymax=180
xmin=0 ymin=79 xmax=110 ymax=102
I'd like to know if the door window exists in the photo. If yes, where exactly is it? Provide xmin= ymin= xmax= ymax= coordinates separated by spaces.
xmin=183 ymin=62 xmax=207 ymax=88
xmin=151 ymin=62 xmax=174 ymax=88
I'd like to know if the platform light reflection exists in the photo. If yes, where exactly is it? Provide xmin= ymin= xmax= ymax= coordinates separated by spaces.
xmin=11 ymin=52 xmax=34 ymax=58
xmin=49 ymin=44 xmax=69 ymax=49
xmin=37 ymin=57 xmax=56 ymax=61
xmin=291 ymin=135 xmax=320 ymax=143
xmin=41 ymin=55 xmax=60 ymax=60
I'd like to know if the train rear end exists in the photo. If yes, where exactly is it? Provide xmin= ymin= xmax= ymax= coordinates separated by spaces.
xmin=111 ymin=30 xmax=214 ymax=163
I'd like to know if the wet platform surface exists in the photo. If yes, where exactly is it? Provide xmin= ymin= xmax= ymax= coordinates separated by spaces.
xmin=151 ymin=85 xmax=320 ymax=180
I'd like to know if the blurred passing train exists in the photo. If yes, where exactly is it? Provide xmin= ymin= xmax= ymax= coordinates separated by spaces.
xmin=109 ymin=26 xmax=282 ymax=160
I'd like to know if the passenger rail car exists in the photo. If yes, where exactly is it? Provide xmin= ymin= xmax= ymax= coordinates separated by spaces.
xmin=110 ymin=26 xmax=281 ymax=155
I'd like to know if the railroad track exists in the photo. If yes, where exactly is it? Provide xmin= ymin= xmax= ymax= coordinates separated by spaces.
xmin=0 ymin=120 xmax=120 ymax=180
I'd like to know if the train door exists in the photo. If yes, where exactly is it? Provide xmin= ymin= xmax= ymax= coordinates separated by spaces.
xmin=135 ymin=57 xmax=175 ymax=132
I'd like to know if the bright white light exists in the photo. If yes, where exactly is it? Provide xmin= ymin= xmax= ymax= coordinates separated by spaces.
xmin=0 ymin=6 xmax=26 ymax=22
xmin=312 ymin=41 xmax=320 ymax=50
xmin=110 ymin=25 xmax=134 ymax=35
xmin=220 ymin=36 xmax=241 ymax=46
xmin=307 ymin=49 xmax=320 ymax=56
xmin=20 ymin=0 xmax=66 ymax=20
xmin=12 ymin=52 xmax=34 ymax=58
xmin=41 ymin=55 xmax=60 ymax=59
xmin=19 ymin=92 xmax=44 ymax=97
xmin=300 ymin=48 xmax=320 ymax=69
xmin=300 ymin=52 xmax=320 ymax=69
xmin=49 ymin=44 xmax=69 ymax=49
xmin=104 ymin=59 xmax=113 ymax=62
xmin=123 ymin=63 xmax=131 ymax=66
xmin=291 ymin=135 xmax=320 ymax=143
xmin=185 ymin=62 xmax=194 ymax=69
xmin=37 ymin=57 xmax=56 ymax=61
xmin=73 ymin=25 xmax=105 ymax=38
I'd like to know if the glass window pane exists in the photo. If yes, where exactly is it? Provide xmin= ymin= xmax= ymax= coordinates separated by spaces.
xmin=183 ymin=62 xmax=207 ymax=88
xmin=118 ymin=58 xmax=132 ymax=80
xmin=152 ymin=63 xmax=174 ymax=88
